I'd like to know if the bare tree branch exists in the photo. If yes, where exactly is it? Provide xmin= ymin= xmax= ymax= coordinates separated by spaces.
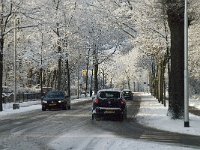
xmin=4 ymin=24 xmax=39 ymax=36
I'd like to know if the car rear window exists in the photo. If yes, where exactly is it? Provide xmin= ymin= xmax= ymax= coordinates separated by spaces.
xmin=99 ymin=91 xmax=121 ymax=99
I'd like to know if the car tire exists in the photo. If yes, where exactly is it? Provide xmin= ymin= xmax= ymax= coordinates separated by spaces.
xmin=124 ymin=112 xmax=127 ymax=119
xmin=63 ymin=105 xmax=68 ymax=110
xmin=42 ymin=107 xmax=46 ymax=111
xmin=68 ymin=105 xmax=71 ymax=110
xmin=95 ymin=115 xmax=101 ymax=121
xmin=119 ymin=114 xmax=124 ymax=121
xmin=125 ymin=114 xmax=127 ymax=119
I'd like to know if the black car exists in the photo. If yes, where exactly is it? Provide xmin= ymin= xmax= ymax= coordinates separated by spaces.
xmin=41 ymin=91 xmax=71 ymax=111
xmin=122 ymin=89 xmax=133 ymax=100
xmin=92 ymin=89 xmax=127 ymax=121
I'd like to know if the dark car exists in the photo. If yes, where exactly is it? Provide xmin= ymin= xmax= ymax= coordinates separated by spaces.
xmin=122 ymin=89 xmax=133 ymax=100
xmin=92 ymin=89 xmax=127 ymax=121
xmin=41 ymin=91 xmax=71 ymax=111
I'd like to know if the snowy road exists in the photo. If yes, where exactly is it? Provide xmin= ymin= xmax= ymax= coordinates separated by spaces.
xmin=0 ymin=96 xmax=200 ymax=150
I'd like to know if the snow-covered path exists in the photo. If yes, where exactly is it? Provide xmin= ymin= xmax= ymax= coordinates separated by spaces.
xmin=137 ymin=93 xmax=200 ymax=136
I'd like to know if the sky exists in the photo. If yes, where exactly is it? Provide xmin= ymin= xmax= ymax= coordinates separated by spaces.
xmin=0 ymin=93 xmax=200 ymax=149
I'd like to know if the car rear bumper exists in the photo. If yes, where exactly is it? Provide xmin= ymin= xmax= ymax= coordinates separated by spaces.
xmin=92 ymin=107 xmax=125 ymax=116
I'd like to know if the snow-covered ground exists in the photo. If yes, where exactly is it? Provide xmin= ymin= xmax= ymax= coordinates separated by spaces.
xmin=49 ymin=132 xmax=193 ymax=150
xmin=49 ymin=93 xmax=198 ymax=150
xmin=137 ymin=93 xmax=200 ymax=136
xmin=0 ymin=97 xmax=91 ymax=117
xmin=1 ymin=93 xmax=200 ymax=136
xmin=1 ymin=93 xmax=200 ymax=149
xmin=190 ymin=95 xmax=200 ymax=109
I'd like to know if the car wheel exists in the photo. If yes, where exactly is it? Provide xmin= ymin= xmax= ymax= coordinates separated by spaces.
xmin=119 ymin=114 xmax=124 ymax=121
xmin=68 ymin=105 xmax=71 ymax=110
xmin=92 ymin=114 xmax=94 ymax=120
xmin=124 ymin=114 xmax=127 ymax=119
xmin=63 ymin=105 xmax=67 ymax=110
xmin=42 ymin=107 xmax=46 ymax=111
xmin=96 ymin=118 xmax=101 ymax=121
xmin=95 ymin=115 xmax=101 ymax=121
xmin=124 ymin=112 xmax=127 ymax=119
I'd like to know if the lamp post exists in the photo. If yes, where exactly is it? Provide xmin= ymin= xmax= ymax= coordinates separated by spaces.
xmin=184 ymin=0 xmax=189 ymax=127
xmin=40 ymin=32 xmax=43 ymax=100
xmin=13 ymin=12 xmax=20 ymax=109
xmin=77 ymin=50 xmax=81 ymax=98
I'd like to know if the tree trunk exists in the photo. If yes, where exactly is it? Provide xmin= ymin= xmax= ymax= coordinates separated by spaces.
xmin=40 ymin=68 xmax=43 ymax=97
xmin=94 ymin=63 xmax=98 ymax=94
xmin=167 ymin=3 xmax=184 ymax=119
xmin=155 ymin=66 xmax=159 ymax=100
xmin=47 ymin=71 xmax=51 ymax=88
xmin=66 ymin=59 xmax=70 ymax=97
xmin=85 ymin=57 xmax=89 ymax=97
xmin=0 ymin=38 xmax=3 ymax=111
xmin=159 ymin=62 xmax=166 ymax=105
xmin=52 ymin=70 xmax=57 ymax=89
xmin=0 ymin=0 xmax=4 ymax=111
xmin=57 ymin=46 xmax=62 ymax=90
xmin=158 ymin=64 xmax=161 ymax=102
xmin=163 ymin=76 xmax=166 ymax=107
xmin=93 ymin=45 xmax=98 ymax=95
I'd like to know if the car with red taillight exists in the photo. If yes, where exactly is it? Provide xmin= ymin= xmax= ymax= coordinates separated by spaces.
xmin=92 ymin=89 xmax=127 ymax=121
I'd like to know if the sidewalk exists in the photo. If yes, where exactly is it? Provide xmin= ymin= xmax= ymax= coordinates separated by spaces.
xmin=136 ymin=93 xmax=200 ymax=136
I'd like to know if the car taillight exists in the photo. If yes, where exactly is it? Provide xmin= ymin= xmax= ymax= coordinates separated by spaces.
xmin=94 ymin=99 xmax=100 ymax=104
xmin=121 ymin=99 xmax=126 ymax=105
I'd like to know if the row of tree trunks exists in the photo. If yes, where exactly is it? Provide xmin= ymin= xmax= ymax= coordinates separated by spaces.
xmin=150 ymin=57 xmax=167 ymax=107
xmin=149 ymin=1 xmax=184 ymax=119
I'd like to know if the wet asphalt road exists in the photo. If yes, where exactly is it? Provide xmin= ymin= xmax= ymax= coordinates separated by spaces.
xmin=0 ymin=95 xmax=200 ymax=150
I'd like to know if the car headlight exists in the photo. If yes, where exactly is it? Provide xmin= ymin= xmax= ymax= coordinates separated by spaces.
xmin=42 ymin=100 xmax=47 ymax=103
xmin=58 ymin=100 xmax=64 ymax=103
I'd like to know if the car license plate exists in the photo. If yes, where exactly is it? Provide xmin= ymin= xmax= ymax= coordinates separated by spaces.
xmin=104 ymin=110 xmax=115 ymax=114
xmin=49 ymin=104 xmax=56 ymax=106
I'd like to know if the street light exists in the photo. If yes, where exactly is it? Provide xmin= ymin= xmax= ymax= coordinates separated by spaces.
xmin=13 ymin=12 xmax=20 ymax=110
xmin=40 ymin=32 xmax=44 ymax=100
xmin=184 ymin=0 xmax=189 ymax=127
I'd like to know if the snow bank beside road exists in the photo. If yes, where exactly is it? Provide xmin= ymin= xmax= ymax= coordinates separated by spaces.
xmin=0 ymin=97 xmax=92 ymax=118
xmin=190 ymin=95 xmax=200 ymax=109
xmin=136 ymin=93 xmax=200 ymax=136
xmin=1 ymin=100 xmax=41 ymax=117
